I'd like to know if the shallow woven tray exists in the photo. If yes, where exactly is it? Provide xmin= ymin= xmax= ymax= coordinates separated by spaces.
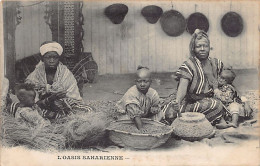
xmin=106 ymin=119 xmax=173 ymax=150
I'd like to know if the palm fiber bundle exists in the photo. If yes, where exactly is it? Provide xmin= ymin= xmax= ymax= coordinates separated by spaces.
xmin=2 ymin=115 xmax=66 ymax=150
xmin=61 ymin=101 xmax=121 ymax=148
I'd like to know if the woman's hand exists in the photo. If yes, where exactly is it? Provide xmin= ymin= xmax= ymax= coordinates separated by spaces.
xmin=48 ymin=91 xmax=67 ymax=101
xmin=214 ymin=88 xmax=222 ymax=99
xmin=171 ymin=99 xmax=182 ymax=117
xmin=244 ymin=102 xmax=253 ymax=117
xmin=171 ymin=100 xmax=179 ymax=111
xmin=150 ymin=106 xmax=159 ymax=114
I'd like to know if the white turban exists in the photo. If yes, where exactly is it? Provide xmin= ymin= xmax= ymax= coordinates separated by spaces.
xmin=40 ymin=42 xmax=63 ymax=56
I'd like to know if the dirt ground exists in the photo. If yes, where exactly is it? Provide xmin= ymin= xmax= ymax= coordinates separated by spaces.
xmin=82 ymin=69 xmax=259 ymax=101
xmin=2 ymin=69 xmax=259 ymax=166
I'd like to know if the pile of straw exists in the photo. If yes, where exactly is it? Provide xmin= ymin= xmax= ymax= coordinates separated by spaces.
xmin=55 ymin=100 xmax=121 ymax=148
xmin=1 ymin=100 xmax=121 ymax=150
xmin=2 ymin=115 xmax=66 ymax=150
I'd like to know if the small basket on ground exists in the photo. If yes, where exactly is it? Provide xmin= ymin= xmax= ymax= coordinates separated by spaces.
xmin=106 ymin=119 xmax=173 ymax=150
xmin=171 ymin=112 xmax=215 ymax=141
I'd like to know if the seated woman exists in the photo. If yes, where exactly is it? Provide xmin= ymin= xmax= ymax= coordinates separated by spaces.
xmin=26 ymin=41 xmax=93 ymax=119
xmin=172 ymin=29 xmax=228 ymax=129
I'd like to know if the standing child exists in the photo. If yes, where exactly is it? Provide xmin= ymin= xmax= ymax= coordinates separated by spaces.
xmin=214 ymin=69 xmax=253 ymax=128
xmin=116 ymin=66 xmax=166 ymax=130
xmin=8 ymin=83 xmax=49 ymax=127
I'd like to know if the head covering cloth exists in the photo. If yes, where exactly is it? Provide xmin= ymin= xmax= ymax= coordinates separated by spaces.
xmin=40 ymin=41 xmax=63 ymax=56
xmin=189 ymin=29 xmax=210 ymax=57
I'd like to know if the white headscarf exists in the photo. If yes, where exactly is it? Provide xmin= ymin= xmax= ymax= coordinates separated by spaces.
xmin=40 ymin=42 xmax=63 ymax=56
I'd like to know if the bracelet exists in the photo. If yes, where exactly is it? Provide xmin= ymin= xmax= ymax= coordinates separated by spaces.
xmin=172 ymin=99 xmax=179 ymax=104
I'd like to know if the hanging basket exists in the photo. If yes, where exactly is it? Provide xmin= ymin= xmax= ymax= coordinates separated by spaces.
xmin=221 ymin=11 xmax=243 ymax=37
xmin=104 ymin=3 xmax=128 ymax=24
xmin=160 ymin=10 xmax=186 ymax=37
xmin=186 ymin=12 xmax=209 ymax=34
xmin=141 ymin=5 xmax=163 ymax=24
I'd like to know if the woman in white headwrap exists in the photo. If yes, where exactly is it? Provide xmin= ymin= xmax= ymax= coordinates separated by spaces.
xmin=26 ymin=41 xmax=93 ymax=119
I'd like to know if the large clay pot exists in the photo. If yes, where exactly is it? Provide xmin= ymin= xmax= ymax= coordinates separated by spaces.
xmin=171 ymin=112 xmax=214 ymax=141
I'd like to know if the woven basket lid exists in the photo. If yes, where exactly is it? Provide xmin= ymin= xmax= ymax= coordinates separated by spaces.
xmin=221 ymin=11 xmax=243 ymax=37
xmin=178 ymin=112 xmax=206 ymax=123
xmin=104 ymin=3 xmax=128 ymax=24
xmin=186 ymin=12 xmax=209 ymax=34
xmin=141 ymin=5 xmax=163 ymax=24
xmin=160 ymin=10 xmax=186 ymax=37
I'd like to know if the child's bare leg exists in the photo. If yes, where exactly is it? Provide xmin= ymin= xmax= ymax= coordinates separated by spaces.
xmin=227 ymin=103 xmax=240 ymax=128
xmin=215 ymin=117 xmax=233 ymax=129
xmin=229 ymin=113 xmax=239 ymax=128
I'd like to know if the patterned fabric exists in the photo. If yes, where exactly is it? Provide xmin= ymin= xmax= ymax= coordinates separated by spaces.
xmin=25 ymin=61 xmax=93 ymax=119
xmin=179 ymin=98 xmax=223 ymax=123
xmin=216 ymin=84 xmax=245 ymax=117
xmin=176 ymin=57 xmax=224 ymax=123
xmin=176 ymin=56 xmax=223 ymax=99
xmin=26 ymin=61 xmax=82 ymax=100
xmin=116 ymin=85 xmax=163 ymax=120
xmin=217 ymin=84 xmax=241 ymax=105
xmin=8 ymin=102 xmax=20 ymax=117
xmin=8 ymin=102 xmax=50 ymax=127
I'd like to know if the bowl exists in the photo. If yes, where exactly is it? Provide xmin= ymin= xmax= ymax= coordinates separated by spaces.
xmin=171 ymin=112 xmax=214 ymax=141
xmin=106 ymin=119 xmax=173 ymax=150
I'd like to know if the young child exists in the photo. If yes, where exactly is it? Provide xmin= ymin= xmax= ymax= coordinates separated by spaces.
xmin=8 ymin=83 xmax=49 ymax=127
xmin=116 ymin=66 xmax=165 ymax=130
xmin=214 ymin=69 xmax=253 ymax=128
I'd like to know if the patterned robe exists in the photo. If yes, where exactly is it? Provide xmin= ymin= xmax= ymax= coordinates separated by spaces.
xmin=117 ymin=85 xmax=164 ymax=121
xmin=176 ymin=56 xmax=224 ymax=123
xmin=26 ymin=61 xmax=93 ymax=119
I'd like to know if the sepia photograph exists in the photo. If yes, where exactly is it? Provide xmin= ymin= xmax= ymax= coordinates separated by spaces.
xmin=0 ymin=0 xmax=259 ymax=165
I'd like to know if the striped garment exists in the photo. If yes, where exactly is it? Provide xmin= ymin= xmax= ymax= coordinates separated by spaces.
xmin=116 ymin=85 xmax=165 ymax=121
xmin=25 ymin=61 xmax=93 ymax=119
xmin=176 ymin=56 xmax=224 ymax=123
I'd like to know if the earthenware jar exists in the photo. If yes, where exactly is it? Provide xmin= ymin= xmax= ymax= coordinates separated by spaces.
xmin=171 ymin=112 xmax=214 ymax=141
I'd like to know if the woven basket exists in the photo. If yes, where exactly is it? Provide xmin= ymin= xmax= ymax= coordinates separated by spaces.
xmin=106 ymin=119 xmax=173 ymax=150
xmin=171 ymin=112 xmax=214 ymax=141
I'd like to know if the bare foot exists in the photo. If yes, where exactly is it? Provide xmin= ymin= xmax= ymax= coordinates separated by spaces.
xmin=215 ymin=123 xmax=234 ymax=129
xmin=227 ymin=122 xmax=238 ymax=128
xmin=215 ymin=117 xmax=232 ymax=129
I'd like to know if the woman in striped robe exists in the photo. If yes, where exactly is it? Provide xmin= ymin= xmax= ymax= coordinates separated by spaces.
xmin=26 ymin=41 xmax=93 ymax=120
xmin=173 ymin=29 xmax=228 ymax=128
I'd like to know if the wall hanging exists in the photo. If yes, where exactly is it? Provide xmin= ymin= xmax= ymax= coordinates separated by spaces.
xmin=160 ymin=9 xmax=186 ymax=37
xmin=141 ymin=5 xmax=163 ymax=24
xmin=44 ymin=1 xmax=85 ymax=70
xmin=104 ymin=3 xmax=128 ymax=24
xmin=221 ymin=11 xmax=243 ymax=37
xmin=186 ymin=12 xmax=209 ymax=34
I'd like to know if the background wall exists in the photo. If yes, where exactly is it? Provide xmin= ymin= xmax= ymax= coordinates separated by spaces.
xmin=15 ymin=1 xmax=259 ymax=75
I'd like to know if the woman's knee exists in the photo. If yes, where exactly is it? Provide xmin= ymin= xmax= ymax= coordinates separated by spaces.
xmin=214 ymin=99 xmax=224 ymax=110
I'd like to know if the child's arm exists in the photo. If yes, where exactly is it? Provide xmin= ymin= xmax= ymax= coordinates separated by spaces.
xmin=126 ymin=104 xmax=144 ymax=129
xmin=214 ymin=88 xmax=222 ymax=100
xmin=133 ymin=116 xmax=143 ymax=130
xmin=150 ymin=91 xmax=161 ymax=115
